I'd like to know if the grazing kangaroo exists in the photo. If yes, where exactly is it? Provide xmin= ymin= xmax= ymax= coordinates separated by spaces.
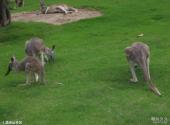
xmin=40 ymin=0 xmax=77 ymax=14
xmin=5 ymin=56 xmax=44 ymax=85
xmin=25 ymin=37 xmax=55 ymax=66
xmin=125 ymin=42 xmax=161 ymax=96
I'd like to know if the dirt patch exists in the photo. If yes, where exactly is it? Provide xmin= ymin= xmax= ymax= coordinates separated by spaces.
xmin=12 ymin=9 xmax=102 ymax=25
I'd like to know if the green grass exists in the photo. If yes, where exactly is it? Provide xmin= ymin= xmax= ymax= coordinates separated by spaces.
xmin=0 ymin=0 xmax=170 ymax=125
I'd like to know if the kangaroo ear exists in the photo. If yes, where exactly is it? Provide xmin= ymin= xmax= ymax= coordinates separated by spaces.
xmin=52 ymin=45 xmax=55 ymax=51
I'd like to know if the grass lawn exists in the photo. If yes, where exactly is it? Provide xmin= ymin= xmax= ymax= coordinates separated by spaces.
xmin=0 ymin=0 xmax=170 ymax=125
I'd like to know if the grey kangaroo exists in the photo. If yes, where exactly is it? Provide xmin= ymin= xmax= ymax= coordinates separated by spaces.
xmin=125 ymin=42 xmax=161 ymax=96
xmin=25 ymin=37 xmax=55 ymax=66
xmin=15 ymin=0 xmax=24 ymax=7
xmin=40 ymin=0 xmax=77 ymax=14
xmin=5 ymin=56 xmax=44 ymax=85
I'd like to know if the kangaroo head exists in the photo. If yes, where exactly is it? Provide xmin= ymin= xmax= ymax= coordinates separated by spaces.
xmin=44 ymin=45 xmax=55 ymax=62
xmin=5 ymin=56 xmax=17 ymax=76
xmin=125 ymin=47 xmax=132 ymax=57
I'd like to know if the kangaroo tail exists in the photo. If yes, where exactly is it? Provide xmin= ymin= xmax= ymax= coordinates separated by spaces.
xmin=140 ymin=58 xmax=161 ymax=96
xmin=148 ymin=81 xmax=161 ymax=96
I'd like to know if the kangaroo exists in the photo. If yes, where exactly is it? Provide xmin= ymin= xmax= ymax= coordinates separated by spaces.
xmin=25 ymin=37 xmax=55 ymax=66
xmin=40 ymin=0 xmax=77 ymax=14
xmin=5 ymin=56 xmax=44 ymax=85
xmin=125 ymin=42 xmax=161 ymax=96
xmin=15 ymin=0 xmax=24 ymax=7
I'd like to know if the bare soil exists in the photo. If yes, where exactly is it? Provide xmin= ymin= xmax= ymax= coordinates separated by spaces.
xmin=12 ymin=9 xmax=102 ymax=25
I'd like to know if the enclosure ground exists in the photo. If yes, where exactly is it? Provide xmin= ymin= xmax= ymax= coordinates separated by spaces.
xmin=12 ymin=9 xmax=102 ymax=25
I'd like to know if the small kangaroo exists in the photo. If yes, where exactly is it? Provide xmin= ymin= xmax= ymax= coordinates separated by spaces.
xmin=125 ymin=42 xmax=161 ymax=96
xmin=25 ymin=37 xmax=55 ymax=66
xmin=5 ymin=56 xmax=44 ymax=85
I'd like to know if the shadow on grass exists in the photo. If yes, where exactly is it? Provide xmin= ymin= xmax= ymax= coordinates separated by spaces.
xmin=151 ymin=14 xmax=164 ymax=21
xmin=89 ymin=65 xmax=147 ymax=91
xmin=0 ymin=22 xmax=55 ymax=44
xmin=0 ymin=106 xmax=17 ymax=121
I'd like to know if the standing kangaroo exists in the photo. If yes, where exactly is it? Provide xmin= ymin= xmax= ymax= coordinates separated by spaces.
xmin=25 ymin=37 xmax=55 ymax=66
xmin=5 ymin=56 xmax=44 ymax=85
xmin=15 ymin=0 xmax=24 ymax=7
xmin=125 ymin=42 xmax=161 ymax=96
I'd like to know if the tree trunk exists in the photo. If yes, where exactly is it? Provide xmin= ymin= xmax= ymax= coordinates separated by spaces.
xmin=0 ymin=0 xmax=11 ymax=26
